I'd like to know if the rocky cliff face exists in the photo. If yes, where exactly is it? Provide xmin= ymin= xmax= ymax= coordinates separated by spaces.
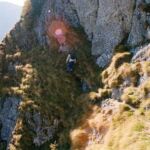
xmin=1 ymin=0 xmax=150 ymax=149
xmin=32 ymin=0 xmax=135 ymax=67
xmin=3 ymin=0 xmax=150 ymax=67
xmin=0 ymin=97 xmax=21 ymax=142
xmin=4 ymin=0 xmax=150 ymax=68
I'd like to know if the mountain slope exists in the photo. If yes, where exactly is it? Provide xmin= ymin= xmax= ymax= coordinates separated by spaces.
xmin=0 ymin=2 xmax=22 ymax=41
xmin=0 ymin=0 xmax=150 ymax=150
xmin=71 ymin=48 xmax=150 ymax=150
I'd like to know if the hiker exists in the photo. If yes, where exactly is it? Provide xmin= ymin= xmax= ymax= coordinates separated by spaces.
xmin=66 ymin=53 xmax=77 ymax=73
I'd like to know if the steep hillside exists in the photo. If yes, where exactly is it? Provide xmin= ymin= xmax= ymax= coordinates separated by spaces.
xmin=0 ymin=2 xmax=22 ymax=41
xmin=0 ymin=0 xmax=150 ymax=150
xmin=0 ymin=29 xmax=99 ymax=149
xmin=71 ymin=47 xmax=150 ymax=150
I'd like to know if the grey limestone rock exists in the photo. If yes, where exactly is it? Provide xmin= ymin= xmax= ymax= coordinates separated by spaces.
xmin=4 ymin=0 xmax=150 ymax=67
xmin=0 ymin=97 xmax=21 ymax=142
xmin=92 ymin=0 xmax=135 ymax=56
xmin=33 ymin=0 xmax=136 ymax=67
xmin=132 ymin=43 xmax=150 ymax=62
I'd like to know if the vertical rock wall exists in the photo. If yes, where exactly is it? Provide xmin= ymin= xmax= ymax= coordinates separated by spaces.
xmin=0 ymin=97 xmax=21 ymax=145
xmin=35 ymin=0 xmax=136 ymax=67
xmin=3 ymin=0 xmax=150 ymax=67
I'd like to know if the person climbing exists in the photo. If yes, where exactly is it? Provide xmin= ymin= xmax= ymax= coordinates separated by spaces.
xmin=66 ymin=52 xmax=77 ymax=73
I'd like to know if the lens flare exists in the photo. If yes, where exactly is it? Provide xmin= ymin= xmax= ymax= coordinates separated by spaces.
xmin=55 ymin=29 xmax=63 ymax=36
xmin=47 ymin=20 xmax=80 ymax=48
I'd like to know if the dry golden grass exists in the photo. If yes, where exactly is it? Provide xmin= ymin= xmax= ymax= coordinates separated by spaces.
xmin=70 ymin=103 xmax=113 ymax=150
xmin=121 ymin=87 xmax=142 ymax=106
xmin=102 ymin=114 xmax=150 ymax=150
xmin=71 ymin=129 xmax=89 ymax=149
xmin=2 ymin=39 xmax=150 ymax=150
xmin=76 ymin=50 xmax=150 ymax=150
xmin=102 ymin=52 xmax=131 ymax=88
xmin=141 ymin=61 xmax=150 ymax=76
xmin=1 ymin=32 xmax=99 ymax=149
xmin=89 ymin=88 xmax=112 ymax=103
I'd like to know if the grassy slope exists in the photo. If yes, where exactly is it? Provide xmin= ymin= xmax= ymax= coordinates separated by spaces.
xmin=70 ymin=48 xmax=150 ymax=150
xmin=0 ymin=33 xmax=99 ymax=149
xmin=1 ymin=28 xmax=150 ymax=149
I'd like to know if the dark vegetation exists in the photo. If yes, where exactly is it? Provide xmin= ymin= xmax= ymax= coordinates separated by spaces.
xmin=139 ymin=2 xmax=150 ymax=13
xmin=0 ymin=26 xmax=99 ymax=149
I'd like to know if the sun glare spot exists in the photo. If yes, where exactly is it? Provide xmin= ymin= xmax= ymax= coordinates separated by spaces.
xmin=55 ymin=29 xmax=63 ymax=36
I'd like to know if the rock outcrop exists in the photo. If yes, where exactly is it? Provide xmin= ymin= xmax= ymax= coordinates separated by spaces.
xmin=36 ymin=0 xmax=135 ymax=67
xmin=0 ymin=97 xmax=21 ymax=145
xmin=132 ymin=43 xmax=150 ymax=62
xmin=31 ymin=0 xmax=150 ymax=67
xmin=3 ymin=0 xmax=150 ymax=67
xmin=92 ymin=0 xmax=135 ymax=67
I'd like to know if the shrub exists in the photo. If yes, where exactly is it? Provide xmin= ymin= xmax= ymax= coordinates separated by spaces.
xmin=121 ymin=87 xmax=142 ymax=107
xmin=101 ymin=52 xmax=131 ymax=88
xmin=119 ymin=104 xmax=131 ymax=113
xmin=142 ymin=83 xmax=150 ymax=96
xmin=114 ymin=44 xmax=129 ymax=53
xmin=89 ymin=89 xmax=112 ymax=103
xmin=132 ymin=122 xmax=145 ymax=132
